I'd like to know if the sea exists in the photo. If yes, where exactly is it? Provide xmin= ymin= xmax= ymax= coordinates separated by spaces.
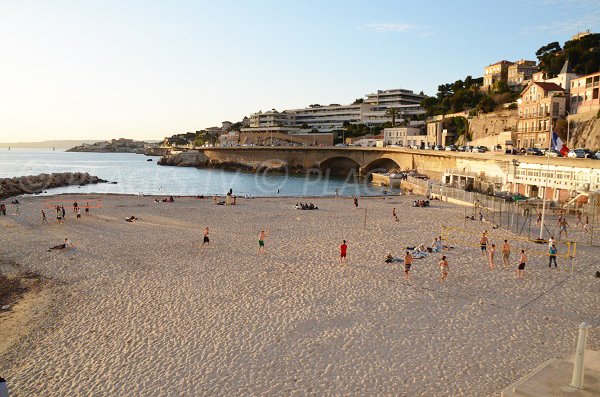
xmin=0 ymin=150 xmax=398 ymax=197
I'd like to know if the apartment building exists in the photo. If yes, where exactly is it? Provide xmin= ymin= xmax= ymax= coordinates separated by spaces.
xmin=241 ymin=88 xmax=427 ymax=135
xmin=383 ymin=126 xmax=426 ymax=147
xmin=569 ymin=71 xmax=600 ymax=115
xmin=483 ymin=60 xmax=513 ymax=90
xmin=361 ymin=89 xmax=426 ymax=126
xmin=507 ymin=60 xmax=538 ymax=91
xmin=516 ymin=82 xmax=566 ymax=149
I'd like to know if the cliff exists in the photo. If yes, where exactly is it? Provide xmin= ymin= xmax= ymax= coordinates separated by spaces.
xmin=568 ymin=112 xmax=600 ymax=150
xmin=0 ymin=172 xmax=107 ymax=199
xmin=469 ymin=109 xmax=518 ymax=141
xmin=66 ymin=139 xmax=148 ymax=154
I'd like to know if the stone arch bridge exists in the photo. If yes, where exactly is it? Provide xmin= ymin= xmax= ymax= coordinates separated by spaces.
xmin=198 ymin=147 xmax=464 ymax=179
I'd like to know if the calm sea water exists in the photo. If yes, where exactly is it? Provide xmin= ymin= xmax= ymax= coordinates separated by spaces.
xmin=0 ymin=150 xmax=397 ymax=197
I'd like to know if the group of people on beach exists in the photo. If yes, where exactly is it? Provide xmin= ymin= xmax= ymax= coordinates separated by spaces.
xmin=46 ymin=201 xmax=90 ymax=224
xmin=479 ymin=230 xmax=562 ymax=277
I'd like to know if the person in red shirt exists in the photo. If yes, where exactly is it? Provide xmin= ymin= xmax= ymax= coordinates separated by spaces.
xmin=340 ymin=240 xmax=348 ymax=264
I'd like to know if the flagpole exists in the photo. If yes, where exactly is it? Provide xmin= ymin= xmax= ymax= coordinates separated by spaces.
xmin=538 ymin=122 xmax=552 ymax=240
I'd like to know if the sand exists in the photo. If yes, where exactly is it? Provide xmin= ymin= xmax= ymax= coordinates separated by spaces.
xmin=0 ymin=194 xmax=598 ymax=396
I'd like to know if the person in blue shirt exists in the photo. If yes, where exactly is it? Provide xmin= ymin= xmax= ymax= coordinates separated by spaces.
xmin=548 ymin=244 xmax=558 ymax=268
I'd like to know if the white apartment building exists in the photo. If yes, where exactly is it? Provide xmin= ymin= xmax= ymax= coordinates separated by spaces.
xmin=383 ymin=126 xmax=426 ymax=147
xmin=508 ymin=162 xmax=600 ymax=202
xmin=242 ymin=88 xmax=427 ymax=135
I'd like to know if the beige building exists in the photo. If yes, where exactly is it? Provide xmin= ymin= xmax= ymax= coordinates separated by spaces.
xmin=569 ymin=71 xmax=600 ymax=115
xmin=516 ymin=82 xmax=566 ymax=149
xmin=507 ymin=60 xmax=538 ymax=91
xmin=483 ymin=60 xmax=513 ymax=90
xmin=383 ymin=127 xmax=426 ymax=147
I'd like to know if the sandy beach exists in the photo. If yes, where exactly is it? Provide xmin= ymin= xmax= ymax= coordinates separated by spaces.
xmin=0 ymin=194 xmax=598 ymax=396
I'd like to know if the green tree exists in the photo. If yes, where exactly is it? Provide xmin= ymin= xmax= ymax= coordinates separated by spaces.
xmin=385 ymin=107 xmax=400 ymax=127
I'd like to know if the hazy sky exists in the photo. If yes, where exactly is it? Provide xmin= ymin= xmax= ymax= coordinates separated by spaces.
xmin=1 ymin=0 xmax=598 ymax=142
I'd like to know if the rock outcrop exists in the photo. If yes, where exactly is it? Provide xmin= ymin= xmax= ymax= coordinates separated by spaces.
xmin=157 ymin=151 xmax=209 ymax=167
xmin=66 ymin=139 xmax=148 ymax=154
xmin=0 ymin=173 xmax=107 ymax=199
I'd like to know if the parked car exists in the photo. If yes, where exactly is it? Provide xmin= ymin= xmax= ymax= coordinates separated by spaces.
xmin=525 ymin=147 xmax=543 ymax=156
xmin=568 ymin=148 xmax=593 ymax=158
xmin=457 ymin=146 xmax=466 ymax=152
xmin=505 ymin=148 xmax=518 ymax=155
xmin=424 ymin=144 xmax=433 ymax=150
xmin=546 ymin=149 xmax=563 ymax=157
xmin=335 ymin=143 xmax=348 ymax=147
xmin=595 ymin=151 xmax=600 ymax=160
xmin=471 ymin=146 xmax=488 ymax=153
xmin=434 ymin=145 xmax=444 ymax=151
xmin=445 ymin=145 xmax=457 ymax=151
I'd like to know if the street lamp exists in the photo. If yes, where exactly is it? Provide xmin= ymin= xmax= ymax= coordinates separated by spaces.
xmin=565 ymin=110 xmax=571 ymax=149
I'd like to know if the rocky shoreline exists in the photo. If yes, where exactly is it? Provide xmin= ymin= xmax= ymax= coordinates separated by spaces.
xmin=0 ymin=172 xmax=107 ymax=199
xmin=66 ymin=139 xmax=148 ymax=154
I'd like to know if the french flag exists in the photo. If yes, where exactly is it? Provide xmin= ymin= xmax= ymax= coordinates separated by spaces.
xmin=551 ymin=131 xmax=569 ymax=157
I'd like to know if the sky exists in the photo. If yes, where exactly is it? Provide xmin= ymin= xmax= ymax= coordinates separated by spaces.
xmin=0 ymin=0 xmax=599 ymax=142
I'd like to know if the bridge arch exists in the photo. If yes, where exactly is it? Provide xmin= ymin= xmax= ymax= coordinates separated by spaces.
xmin=319 ymin=156 xmax=361 ymax=177
xmin=362 ymin=157 xmax=402 ymax=177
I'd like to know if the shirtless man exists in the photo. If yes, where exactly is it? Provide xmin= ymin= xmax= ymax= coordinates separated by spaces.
xmin=480 ymin=231 xmax=488 ymax=257
xmin=516 ymin=249 xmax=527 ymax=278
xmin=41 ymin=209 xmax=47 ymax=223
xmin=501 ymin=239 xmax=511 ymax=268
xmin=392 ymin=207 xmax=398 ymax=222
xmin=403 ymin=251 xmax=413 ymax=279
xmin=258 ymin=230 xmax=269 ymax=253
xmin=488 ymin=244 xmax=496 ymax=270
xmin=202 ymin=227 xmax=210 ymax=246
xmin=559 ymin=218 xmax=569 ymax=238
xmin=439 ymin=256 xmax=449 ymax=282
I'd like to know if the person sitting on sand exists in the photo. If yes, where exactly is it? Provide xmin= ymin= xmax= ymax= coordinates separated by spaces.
xmin=125 ymin=215 xmax=138 ymax=222
xmin=49 ymin=238 xmax=73 ymax=251
xmin=432 ymin=237 xmax=443 ymax=253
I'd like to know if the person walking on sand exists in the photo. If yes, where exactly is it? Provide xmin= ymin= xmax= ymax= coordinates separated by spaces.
xmin=73 ymin=201 xmax=78 ymax=213
xmin=340 ymin=240 xmax=348 ymax=264
xmin=548 ymin=243 xmax=558 ymax=269
xmin=488 ymin=244 xmax=496 ymax=270
xmin=61 ymin=205 xmax=66 ymax=220
xmin=41 ymin=209 xmax=47 ymax=223
xmin=353 ymin=197 xmax=358 ymax=208
xmin=502 ymin=239 xmax=511 ymax=268
xmin=258 ymin=230 xmax=269 ymax=253
xmin=85 ymin=202 xmax=90 ymax=214
xmin=202 ymin=227 xmax=210 ymax=246
xmin=439 ymin=255 xmax=449 ymax=282
xmin=536 ymin=212 xmax=542 ymax=227
xmin=392 ymin=207 xmax=398 ymax=222
xmin=559 ymin=218 xmax=569 ymax=238
xmin=76 ymin=207 xmax=81 ymax=219
xmin=480 ymin=231 xmax=488 ymax=257
xmin=403 ymin=251 xmax=413 ymax=279
xmin=56 ymin=206 xmax=63 ymax=224
xmin=516 ymin=249 xmax=527 ymax=278
xmin=583 ymin=216 xmax=590 ymax=233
